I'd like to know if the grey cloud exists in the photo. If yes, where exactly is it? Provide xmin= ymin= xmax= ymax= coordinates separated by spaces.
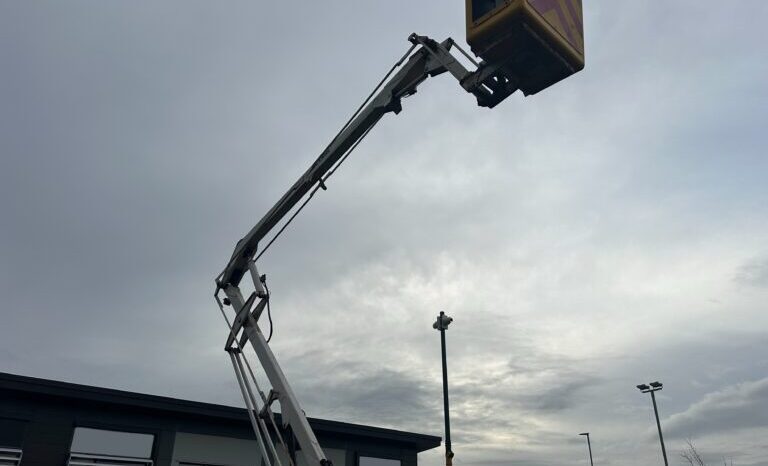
xmin=664 ymin=378 xmax=768 ymax=439
xmin=2 ymin=2 xmax=768 ymax=466
xmin=735 ymin=257 xmax=768 ymax=288
xmin=522 ymin=376 xmax=599 ymax=413
xmin=504 ymin=351 xmax=602 ymax=413
xmin=282 ymin=354 xmax=439 ymax=431
xmin=274 ymin=342 xmax=596 ymax=448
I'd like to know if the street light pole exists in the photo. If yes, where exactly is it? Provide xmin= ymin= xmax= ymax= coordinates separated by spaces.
xmin=433 ymin=311 xmax=454 ymax=466
xmin=649 ymin=388 xmax=668 ymax=466
xmin=579 ymin=433 xmax=594 ymax=466
xmin=637 ymin=382 xmax=669 ymax=466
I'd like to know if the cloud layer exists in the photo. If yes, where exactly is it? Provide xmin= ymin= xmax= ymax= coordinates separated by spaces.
xmin=1 ymin=2 xmax=767 ymax=466
xmin=666 ymin=378 xmax=768 ymax=439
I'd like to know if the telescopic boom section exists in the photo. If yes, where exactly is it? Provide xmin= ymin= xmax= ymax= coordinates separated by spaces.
xmin=214 ymin=24 xmax=583 ymax=466
xmin=217 ymin=34 xmax=515 ymax=290
xmin=214 ymin=32 xmax=527 ymax=466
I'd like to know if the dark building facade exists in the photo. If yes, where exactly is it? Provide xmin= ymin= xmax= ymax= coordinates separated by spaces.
xmin=0 ymin=372 xmax=440 ymax=466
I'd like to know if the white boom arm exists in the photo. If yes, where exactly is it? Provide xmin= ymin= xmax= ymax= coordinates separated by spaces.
xmin=214 ymin=34 xmax=519 ymax=466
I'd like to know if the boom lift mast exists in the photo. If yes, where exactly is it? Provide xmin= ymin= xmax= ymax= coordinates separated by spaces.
xmin=215 ymin=36 xmax=514 ymax=466
xmin=214 ymin=3 xmax=584 ymax=466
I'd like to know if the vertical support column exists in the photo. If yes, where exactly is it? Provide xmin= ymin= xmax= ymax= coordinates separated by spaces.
xmin=17 ymin=418 xmax=73 ymax=466
xmin=154 ymin=430 xmax=176 ymax=466
xmin=433 ymin=311 xmax=454 ymax=466
xmin=440 ymin=327 xmax=452 ymax=466
xmin=650 ymin=391 xmax=668 ymax=466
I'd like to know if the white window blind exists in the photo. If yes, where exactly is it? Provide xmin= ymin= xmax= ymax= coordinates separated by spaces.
xmin=358 ymin=457 xmax=401 ymax=466
xmin=68 ymin=427 xmax=155 ymax=466
xmin=0 ymin=447 xmax=23 ymax=466
xmin=68 ymin=452 xmax=153 ymax=466
xmin=71 ymin=427 xmax=154 ymax=458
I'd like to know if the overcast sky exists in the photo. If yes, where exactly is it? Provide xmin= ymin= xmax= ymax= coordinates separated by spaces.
xmin=1 ymin=2 xmax=767 ymax=466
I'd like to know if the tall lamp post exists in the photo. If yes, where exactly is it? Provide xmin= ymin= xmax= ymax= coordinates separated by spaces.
xmin=579 ymin=433 xmax=594 ymax=466
xmin=637 ymin=381 xmax=668 ymax=466
xmin=433 ymin=311 xmax=454 ymax=466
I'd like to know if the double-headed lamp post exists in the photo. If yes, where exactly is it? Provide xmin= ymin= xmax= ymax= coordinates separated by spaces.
xmin=637 ymin=381 xmax=668 ymax=466
xmin=579 ymin=433 xmax=594 ymax=466
xmin=433 ymin=311 xmax=454 ymax=466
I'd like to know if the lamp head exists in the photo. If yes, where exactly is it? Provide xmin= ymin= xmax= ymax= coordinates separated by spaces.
xmin=650 ymin=381 xmax=663 ymax=389
xmin=579 ymin=432 xmax=589 ymax=436
xmin=636 ymin=384 xmax=650 ymax=391
xmin=433 ymin=311 xmax=453 ymax=331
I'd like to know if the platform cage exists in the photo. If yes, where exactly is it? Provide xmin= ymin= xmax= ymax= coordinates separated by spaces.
xmin=466 ymin=0 xmax=584 ymax=95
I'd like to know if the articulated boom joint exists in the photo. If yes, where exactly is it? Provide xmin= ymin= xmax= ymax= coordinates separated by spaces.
xmin=408 ymin=33 xmax=519 ymax=108
xmin=216 ymin=264 xmax=330 ymax=466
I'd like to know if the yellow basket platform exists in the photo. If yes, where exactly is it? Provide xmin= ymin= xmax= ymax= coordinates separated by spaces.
xmin=466 ymin=0 xmax=585 ymax=95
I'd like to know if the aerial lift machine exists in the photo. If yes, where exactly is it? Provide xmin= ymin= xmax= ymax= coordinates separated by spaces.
xmin=214 ymin=1 xmax=585 ymax=466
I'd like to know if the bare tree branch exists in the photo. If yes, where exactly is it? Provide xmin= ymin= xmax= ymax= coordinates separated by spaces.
xmin=680 ymin=439 xmax=707 ymax=466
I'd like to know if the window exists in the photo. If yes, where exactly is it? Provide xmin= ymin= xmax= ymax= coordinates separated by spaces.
xmin=0 ymin=447 xmax=23 ymax=466
xmin=68 ymin=427 xmax=154 ymax=465
xmin=472 ymin=0 xmax=505 ymax=21
xmin=0 ymin=418 xmax=26 ymax=466
xmin=358 ymin=457 xmax=401 ymax=466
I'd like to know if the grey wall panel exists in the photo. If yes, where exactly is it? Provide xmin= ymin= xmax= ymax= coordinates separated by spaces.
xmin=16 ymin=418 xmax=72 ymax=466
xmin=0 ymin=418 xmax=27 ymax=448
